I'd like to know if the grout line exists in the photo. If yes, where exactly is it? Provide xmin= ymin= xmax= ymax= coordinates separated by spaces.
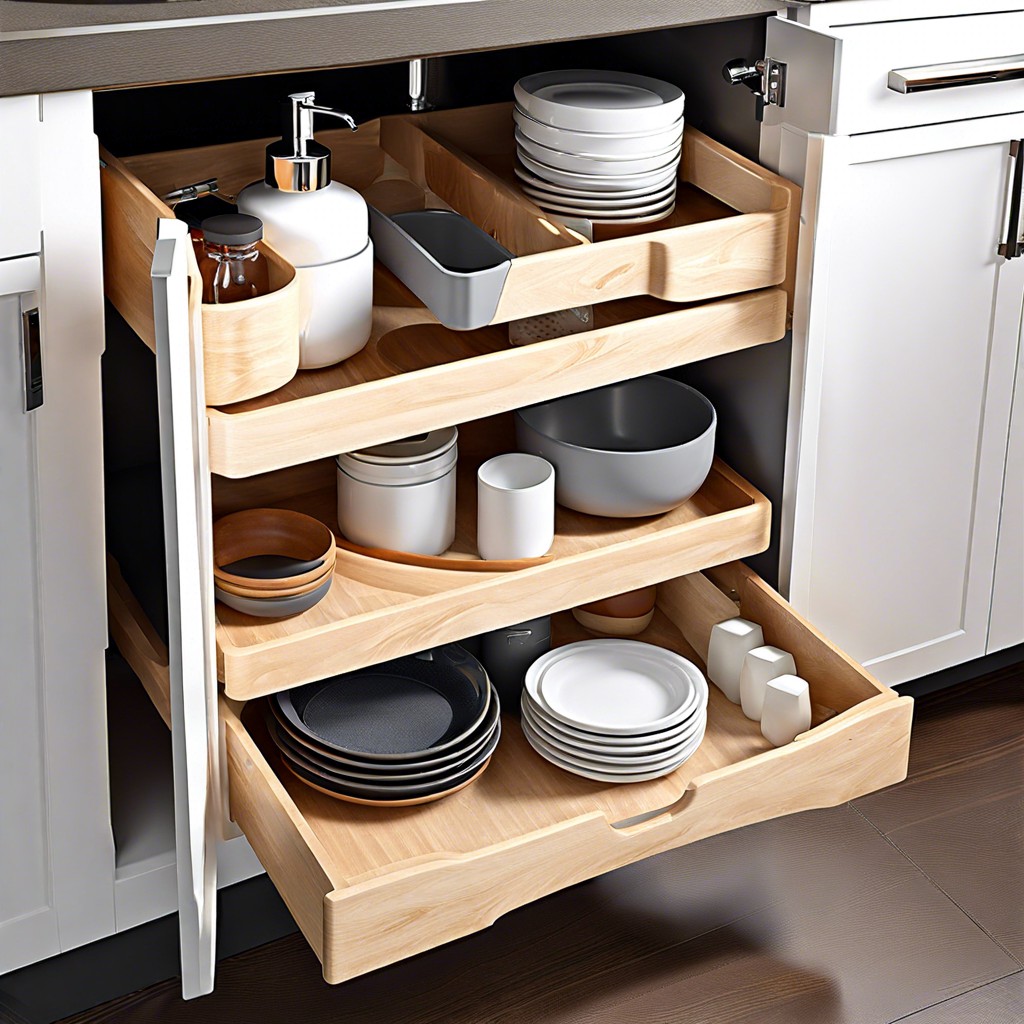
xmin=848 ymin=802 xmax=1024 ymax=970
xmin=886 ymin=969 xmax=1024 ymax=1023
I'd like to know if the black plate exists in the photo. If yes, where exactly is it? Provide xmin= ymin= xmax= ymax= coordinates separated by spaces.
xmin=220 ymin=554 xmax=324 ymax=580
xmin=278 ymin=719 xmax=501 ymax=801
xmin=267 ymin=692 xmax=500 ymax=780
xmin=272 ymin=644 xmax=490 ymax=761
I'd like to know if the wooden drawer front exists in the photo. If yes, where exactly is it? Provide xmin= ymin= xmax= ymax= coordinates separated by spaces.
xmin=100 ymin=105 xmax=797 ymax=478
xmin=217 ymin=562 xmax=912 ymax=986
xmin=768 ymin=12 xmax=1024 ymax=136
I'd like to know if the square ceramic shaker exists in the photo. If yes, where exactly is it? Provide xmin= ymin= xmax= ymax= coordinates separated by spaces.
xmin=707 ymin=618 xmax=764 ymax=703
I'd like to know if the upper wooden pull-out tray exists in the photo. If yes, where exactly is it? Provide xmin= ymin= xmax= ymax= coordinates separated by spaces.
xmin=100 ymin=105 xmax=798 ymax=478
xmin=108 ymin=559 xmax=912 ymax=987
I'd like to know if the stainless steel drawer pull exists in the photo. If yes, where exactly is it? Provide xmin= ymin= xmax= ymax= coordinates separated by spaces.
xmin=889 ymin=55 xmax=1024 ymax=94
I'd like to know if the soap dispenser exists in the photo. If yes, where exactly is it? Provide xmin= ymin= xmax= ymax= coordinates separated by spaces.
xmin=237 ymin=92 xmax=373 ymax=369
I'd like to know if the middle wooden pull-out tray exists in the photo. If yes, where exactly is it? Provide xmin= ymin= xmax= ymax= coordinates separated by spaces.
xmin=209 ymin=415 xmax=772 ymax=699
xmin=101 ymin=104 xmax=798 ymax=478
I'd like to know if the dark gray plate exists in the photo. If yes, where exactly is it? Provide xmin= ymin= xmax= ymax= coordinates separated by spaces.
xmin=272 ymin=644 xmax=491 ymax=761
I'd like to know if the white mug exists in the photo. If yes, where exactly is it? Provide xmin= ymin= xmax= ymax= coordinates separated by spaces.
xmin=760 ymin=675 xmax=812 ymax=747
xmin=477 ymin=454 xmax=555 ymax=560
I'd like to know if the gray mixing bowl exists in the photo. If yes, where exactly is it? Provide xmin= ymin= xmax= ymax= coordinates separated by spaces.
xmin=514 ymin=375 xmax=716 ymax=517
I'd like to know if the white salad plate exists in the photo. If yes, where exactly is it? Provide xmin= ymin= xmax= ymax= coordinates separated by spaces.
xmin=514 ymin=164 xmax=678 ymax=200
xmin=521 ymin=713 xmax=706 ymax=783
xmin=519 ymin=179 xmax=676 ymax=209
xmin=521 ymin=695 xmax=704 ymax=756
xmin=518 ymin=151 xmax=678 ymax=191
xmin=525 ymin=639 xmax=707 ymax=735
xmin=521 ymin=711 xmax=705 ymax=773
xmin=515 ymin=130 xmax=680 ymax=176
xmin=520 ymin=688 xmax=704 ymax=753
xmin=513 ymin=107 xmax=684 ymax=157
xmin=514 ymin=70 xmax=685 ymax=134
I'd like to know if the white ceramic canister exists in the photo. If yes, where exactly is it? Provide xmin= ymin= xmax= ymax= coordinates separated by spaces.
xmin=336 ymin=427 xmax=458 ymax=556
xmin=237 ymin=91 xmax=373 ymax=369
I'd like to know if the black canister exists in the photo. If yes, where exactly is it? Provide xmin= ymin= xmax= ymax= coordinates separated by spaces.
xmin=478 ymin=616 xmax=551 ymax=714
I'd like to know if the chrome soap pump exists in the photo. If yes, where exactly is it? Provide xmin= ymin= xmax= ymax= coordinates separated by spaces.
xmin=237 ymin=92 xmax=373 ymax=369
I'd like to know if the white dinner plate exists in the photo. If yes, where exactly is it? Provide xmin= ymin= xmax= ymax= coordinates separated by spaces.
xmin=515 ymin=130 xmax=680 ymax=176
xmin=518 ymin=151 xmax=678 ymax=192
xmin=519 ymin=179 xmax=676 ymax=209
xmin=514 ymin=70 xmax=685 ymax=134
xmin=521 ymin=714 xmax=706 ymax=783
xmin=521 ymin=696 xmax=703 ymax=757
xmin=521 ymin=710 xmax=705 ymax=774
xmin=515 ymin=164 xmax=678 ymax=200
xmin=513 ymin=107 xmax=684 ymax=157
xmin=533 ymin=197 xmax=676 ymax=224
xmin=526 ymin=639 xmax=706 ymax=735
xmin=521 ymin=692 xmax=704 ymax=754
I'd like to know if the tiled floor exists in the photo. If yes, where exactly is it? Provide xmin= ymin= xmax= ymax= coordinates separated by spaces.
xmin=61 ymin=666 xmax=1023 ymax=1024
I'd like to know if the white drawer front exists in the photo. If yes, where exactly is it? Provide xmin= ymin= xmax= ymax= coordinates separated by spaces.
xmin=768 ymin=12 xmax=1024 ymax=136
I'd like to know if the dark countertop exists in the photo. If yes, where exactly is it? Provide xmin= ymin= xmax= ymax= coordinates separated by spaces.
xmin=0 ymin=0 xmax=784 ymax=96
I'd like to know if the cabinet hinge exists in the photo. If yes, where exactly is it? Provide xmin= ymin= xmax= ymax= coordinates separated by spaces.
xmin=723 ymin=57 xmax=788 ymax=120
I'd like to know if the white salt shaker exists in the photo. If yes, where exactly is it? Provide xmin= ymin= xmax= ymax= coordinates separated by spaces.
xmin=760 ymin=675 xmax=812 ymax=746
xmin=707 ymin=618 xmax=764 ymax=703
xmin=740 ymin=645 xmax=797 ymax=721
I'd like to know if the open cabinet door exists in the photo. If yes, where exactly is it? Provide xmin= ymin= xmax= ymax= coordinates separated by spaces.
xmin=151 ymin=218 xmax=219 ymax=998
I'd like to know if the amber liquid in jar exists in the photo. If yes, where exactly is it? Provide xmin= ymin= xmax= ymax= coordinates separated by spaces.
xmin=200 ymin=241 xmax=269 ymax=304
xmin=199 ymin=214 xmax=270 ymax=304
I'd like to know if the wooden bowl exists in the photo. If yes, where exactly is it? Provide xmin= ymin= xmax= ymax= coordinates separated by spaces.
xmin=576 ymin=585 xmax=657 ymax=619
xmin=213 ymin=509 xmax=337 ymax=592
xmin=571 ymin=607 xmax=655 ymax=637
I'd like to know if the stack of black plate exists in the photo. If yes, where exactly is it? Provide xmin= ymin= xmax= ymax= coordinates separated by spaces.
xmin=267 ymin=644 xmax=500 ymax=806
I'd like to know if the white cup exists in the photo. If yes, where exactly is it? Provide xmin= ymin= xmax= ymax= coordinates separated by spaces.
xmin=477 ymin=454 xmax=555 ymax=560
xmin=740 ymin=645 xmax=797 ymax=721
xmin=706 ymin=618 xmax=764 ymax=703
xmin=760 ymin=674 xmax=812 ymax=747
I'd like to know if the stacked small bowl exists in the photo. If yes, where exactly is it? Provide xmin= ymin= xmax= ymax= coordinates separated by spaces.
xmin=513 ymin=70 xmax=685 ymax=225
xmin=266 ymin=644 xmax=501 ymax=806
xmin=213 ymin=508 xmax=336 ymax=618
xmin=520 ymin=639 xmax=708 ymax=783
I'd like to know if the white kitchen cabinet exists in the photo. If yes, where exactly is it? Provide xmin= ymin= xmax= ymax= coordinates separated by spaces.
xmin=762 ymin=4 xmax=1024 ymax=685
xmin=0 ymin=93 xmax=115 ymax=971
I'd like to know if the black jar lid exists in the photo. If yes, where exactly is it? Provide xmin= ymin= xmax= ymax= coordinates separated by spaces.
xmin=201 ymin=213 xmax=264 ymax=245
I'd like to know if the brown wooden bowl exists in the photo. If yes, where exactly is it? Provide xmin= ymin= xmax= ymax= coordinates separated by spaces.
xmin=213 ymin=509 xmax=337 ymax=592
xmin=213 ymin=562 xmax=334 ymax=600
xmin=576 ymin=585 xmax=657 ymax=619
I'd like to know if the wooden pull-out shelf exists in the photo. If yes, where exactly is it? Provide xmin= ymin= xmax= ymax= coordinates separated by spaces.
xmin=100 ymin=106 xmax=797 ymax=478
xmin=208 ymin=415 xmax=771 ymax=699
xmin=108 ymin=558 xmax=913 ymax=987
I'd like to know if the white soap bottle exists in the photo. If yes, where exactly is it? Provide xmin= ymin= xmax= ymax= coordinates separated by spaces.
xmin=237 ymin=92 xmax=373 ymax=369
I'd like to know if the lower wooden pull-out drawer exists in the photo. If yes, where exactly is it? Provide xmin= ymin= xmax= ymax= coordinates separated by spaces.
xmin=109 ymin=559 xmax=912 ymax=985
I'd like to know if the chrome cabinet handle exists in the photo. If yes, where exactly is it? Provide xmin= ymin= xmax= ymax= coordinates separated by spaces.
xmin=999 ymin=140 xmax=1024 ymax=260
xmin=889 ymin=55 xmax=1024 ymax=94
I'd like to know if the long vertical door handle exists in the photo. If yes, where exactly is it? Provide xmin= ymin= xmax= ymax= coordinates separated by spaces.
xmin=999 ymin=140 xmax=1024 ymax=259
xmin=152 ymin=219 xmax=219 ymax=999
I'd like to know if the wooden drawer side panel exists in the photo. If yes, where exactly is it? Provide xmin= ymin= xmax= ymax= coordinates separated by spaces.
xmin=223 ymin=702 xmax=340 ymax=962
xmin=319 ymin=694 xmax=911 ymax=985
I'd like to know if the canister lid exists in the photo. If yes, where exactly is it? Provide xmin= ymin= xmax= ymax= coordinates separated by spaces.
xmin=347 ymin=427 xmax=458 ymax=465
xmin=200 ymin=213 xmax=264 ymax=245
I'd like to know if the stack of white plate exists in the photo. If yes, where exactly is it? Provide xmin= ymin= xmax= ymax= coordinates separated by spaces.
xmin=520 ymin=639 xmax=709 ymax=783
xmin=513 ymin=70 xmax=685 ymax=225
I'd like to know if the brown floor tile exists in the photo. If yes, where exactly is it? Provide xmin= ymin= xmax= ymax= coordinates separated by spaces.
xmin=893 ymin=971 xmax=1024 ymax=1023
xmin=883 ymin=792 xmax=1024 ymax=963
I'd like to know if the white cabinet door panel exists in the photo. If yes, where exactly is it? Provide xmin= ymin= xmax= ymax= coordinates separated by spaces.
xmin=989 ymin=330 xmax=1024 ymax=653
xmin=787 ymin=118 xmax=1024 ymax=684
xmin=0 ymin=96 xmax=41 ymax=260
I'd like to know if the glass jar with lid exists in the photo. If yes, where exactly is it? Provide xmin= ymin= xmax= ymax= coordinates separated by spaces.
xmin=199 ymin=213 xmax=270 ymax=304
